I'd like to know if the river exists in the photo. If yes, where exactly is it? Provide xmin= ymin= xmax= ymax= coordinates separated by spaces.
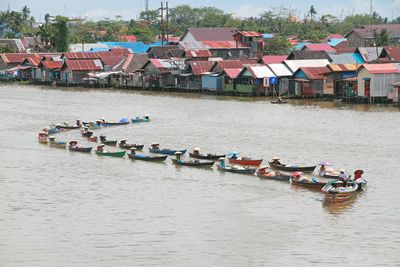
xmin=0 ymin=84 xmax=399 ymax=266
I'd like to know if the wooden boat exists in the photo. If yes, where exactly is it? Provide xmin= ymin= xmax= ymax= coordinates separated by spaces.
xmin=102 ymin=121 xmax=130 ymax=127
xmin=189 ymin=152 xmax=226 ymax=160
xmin=290 ymin=175 xmax=326 ymax=189
xmin=69 ymin=146 xmax=92 ymax=153
xmin=171 ymin=158 xmax=214 ymax=167
xmin=131 ymin=116 xmax=150 ymax=123
xmin=269 ymin=161 xmax=316 ymax=172
xmin=149 ymin=147 xmax=187 ymax=155
xmin=49 ymin=141 xmax=67 ymax=149
xmin=38 ymin=132 xmax=48 ymax=143
xmin=216 ymin=162 xmax=256 ymax=175
xmin=271 ymin=100 xmax=288 ymax=104
xmin=95 ymin=150 xmax=126 ymax=157
xmin=128 ymin=153 xmax=167 ymax=162
xmin=81 ymin=130 xmax=94 ymax=138
xmin=229 ymin=158 xmax=263 ymax=166
xmin=119 ymin=141 xmax=144 ymax=150
xmin=99 ymin=136 xmax=117 ymax=146
xmin=55 ymin=122 xmax=82 ymax=130
xmin=87 ymin=136 xmax=98 ymax=142
xmin=322 ymin=180 xmax=358 ymax=203
xmin=256 ymin=167 xmax=291 ymax=181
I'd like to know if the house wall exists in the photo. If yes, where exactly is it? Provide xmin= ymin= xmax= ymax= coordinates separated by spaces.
xmin=180 ymin=32 xmax=196 ymax=42
xmin=372 ymin=73 xmax=400 ymax=97
xmin=347 ymin=32 xmax=372 ymax=47
xmin=202 ymin=75 xmax=223 ymax=90
xmin=324 ymin=73 xmax=335 ymax=95
xmin=357 ymin=68 xmax=374 ymax=97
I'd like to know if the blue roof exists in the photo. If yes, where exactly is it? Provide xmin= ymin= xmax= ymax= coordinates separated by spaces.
xmin=292 ymin=42 xmax=311 ymax=51
xmin=352 ymin=53 xmax=365 ymax=64
xmin=329 ymin=53 xmax=365 ymax=64
xmin=262 ymin=33 xmax=275 ymax=39
xmin=100 ymin=41 xmax=165 ymax=53
xmin=327 ymin=38 xmax=347 ymax=47
xmin=89 ymin=47 xmax=110 ymax=52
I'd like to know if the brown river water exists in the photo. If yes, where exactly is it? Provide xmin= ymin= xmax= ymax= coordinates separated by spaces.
xmin=0 ymin=84 xmax=399 ymax=266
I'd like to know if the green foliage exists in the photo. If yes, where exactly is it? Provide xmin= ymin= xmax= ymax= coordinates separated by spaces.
xmin=264 ymin=36 xmax=292 ymax=55
xmin=0 ymin=46 xmax=13 ymax=53
xmin=53 ymin=16 xmax=69 ymax=52
xmin=374 ymin=29 xmax=392 ymax=46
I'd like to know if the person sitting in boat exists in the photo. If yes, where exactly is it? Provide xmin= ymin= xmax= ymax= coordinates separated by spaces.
xmin=76 ymin=120 xmax=82 ymax=127
xmin=69 ymin=140 xmax=78 ymax=148
xmin=96 ymin=145 xmax=105 ymax=152
xmin=99 ymin=135 xmax=106 ymax=141
xmin=129 ymin=147 xmax=136 ymax=155
xmin=319 ymin=164 xmax=326 ymax=176
xmin=272 ymin=157 xmax=282 ymax=165
xmin=193 ymin=147 xmax=200 ymax=155
xmin=144 ymin=115 xmax=150 ymax=120
xmin=175 ymin=151 xmax=183 ymax=161
xmin=338 ymin=169 xmax=350 ymax=185
xmin=151 ymin=142 xmax=160 ymax=150
xmin=120 ymin=140 xmax=127 ymax=146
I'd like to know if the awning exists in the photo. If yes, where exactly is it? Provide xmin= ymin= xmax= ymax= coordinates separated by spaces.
xmin=293 ymin=78 xmax=310 ymax=82
xmin=6 ymin=65 xmax=32 ymax=72
xmin=339 ymin=77 xmax=357 ymax=82
xmin=362 ymin=77 xmax=371 ymax=81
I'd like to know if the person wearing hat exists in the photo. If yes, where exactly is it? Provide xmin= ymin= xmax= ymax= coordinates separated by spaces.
xmin=319 ymin=164 xmax=326 ymax=176
xmin=338 ymin=169 xmax=349 ymax=186
xmin=272 ymin=157 xmax=282 ymax=165
xmin=193 ymin=147 xmax=200 ymax=156
xmin=96 ymin=144 xmax=105 ymax=152
xmin=151 ymin=142 xmax=159 ymax=150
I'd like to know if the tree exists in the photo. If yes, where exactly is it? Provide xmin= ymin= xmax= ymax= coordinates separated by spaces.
xmin=264 ymin=36 xmax=291 ymax=55
xmin=21 ymin=5 xmax=30 ymax=21
xmin=53 ymin=16 xmax=69 ymax=52
xmin=308 ymin=5 xmax=317 ymax=21
xmin=374 ymin=29 xmax=392 ymax=46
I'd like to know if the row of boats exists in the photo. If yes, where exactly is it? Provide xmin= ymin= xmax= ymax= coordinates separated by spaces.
xmin=38 ymin=116 xmax=367 ymax=204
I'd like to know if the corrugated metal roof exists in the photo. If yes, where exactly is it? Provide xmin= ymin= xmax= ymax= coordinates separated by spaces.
xmin=327 ymin=38 xmax=347 ymax=47
xmin=303 ymin=44 xmax=336 ymax=53
xmin=178 ymin=41 xmax=209 ymax=50
xmin=262 ymin=55 xmax=288 ymax=64
xmin=201 ymin=41 xmax=247 ymax=49
xmin=236 ymin=31 xmax=263 ymax=37
xmin=101 ymin=56 xmax=125 ymax=67
xmin=183 ymin=27 xmax=237 ymax=41
xmin=41 ymin=60 xmax=63 ymax=69
xmin=360 ymin=63 xmax=400 ymax=74
xmin=215 ymin=59 xmax=258 ymax=71
xmin=357 ymin=47 xmax=383 ymax=62
xmin=329 ymin=53 xmax=365 ymax=64
xmin=23 ymin=55 xmax=42 ymax=67
xmin=113 ymin=53 xmax=149 ymax=73
xmin=189 ymin=61 xmax=214 ymax=76
xmin=64 ymin=59 xmax=103 ymax=71
xmin=243 ymin=65 xmax=275 ymax=78
xmin=298 ymin=67 xmax=331 ymax=80
xmin=268 ymin=63 xmax=293 ymax=77
xmin=185 ymin=50 xmax=212 ymax=58
xmin=62 ymin=52 xmax=101 ymax=60
xmin=328 ymin=63 xmax=359 ymax=72
xmin=1 ymin=53 xmax=36 ymax=64
xmin=284 ymin=59 xmax=330 ymax=73
xmin=223 ymin=68 xmax=242 ymax=78
xmin=382 ymin=46 xmax=400 ymax=61
xmin=68 ymin=43 xmax=109 ymax=52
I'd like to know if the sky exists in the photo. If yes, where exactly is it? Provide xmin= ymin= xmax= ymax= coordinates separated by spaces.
xmin=1 ymin=0 xmax=399 ymax=22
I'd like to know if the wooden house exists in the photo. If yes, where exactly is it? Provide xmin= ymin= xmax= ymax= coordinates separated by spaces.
xmin=357 ymin=63 xmax=400 ymax=102
xmin=292 ymin=67 xmax=331 ymax=97
xmin=325 ymin=64 xmax=358 ymax=98
xmin=234 ymin=65 xmax=276 ymax=95
xmin=61 ymin=59 xmax=104 ymax=85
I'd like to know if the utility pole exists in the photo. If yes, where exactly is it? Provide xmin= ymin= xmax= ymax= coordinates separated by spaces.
xmin=370 ymin=0 xmax=373 ymax=16
xmin=159 ymin=1 xmax=169 ymax=46
xmin=145 ymin=0 xmax=149 ymax=13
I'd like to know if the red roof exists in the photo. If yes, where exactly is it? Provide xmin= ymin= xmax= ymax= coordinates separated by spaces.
xmin=100 ymin=56 xmax=125 ymax=67
xmin=214 ymin=59 xmax=257 ymax=70
xmin=262 ymin=55 xmax=288 ymax=64
xmin=1 ymin=53 xmax=37 ymax=64
xmin=223 ymin=68 xmax=242 ymax=78
xmin=121 ymin=35 xmax=137 ymax=42
xmin=182 ymin=27 xmax=237 ymax=41
xmin=235 ymin=31 xmax=262 ymax=37
xmin=98 ymin=48 xmax=131 ymax=57
xmin=299 ymin=67 xmax=331 ymax=80
xmin=62 ymin=52 xmax=100 ymax=60
xmin=189 ymin=61 xmax=214 ymax=76
xmin=325 ymin=34 xmax=344 ymax=40
xmin=382 ymin=46 xmax=400 ymax=61
xmin=23 ymin=55 xmax=42 ymax=67
xmin=303 ymin=44 xmax=336 ymax=53
xmin=64 ymin=59 xmax=103 ymax=71
xmin=201 ymin=41 xmax=247 ymax=49
xmin=361 ymin=63 xmax=400 ymax=74
xmin=185 ymin=50 xmax=212 ymax=58
xmin=41 ymin=60 xmax=63 ymax=69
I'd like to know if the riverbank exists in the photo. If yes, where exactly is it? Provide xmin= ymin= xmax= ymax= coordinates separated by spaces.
xmin=2 ymin=79 xmax=399 ymax=106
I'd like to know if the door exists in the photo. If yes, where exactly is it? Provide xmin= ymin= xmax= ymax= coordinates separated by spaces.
xmin=364 ymin=80 xmax=370 ymax=97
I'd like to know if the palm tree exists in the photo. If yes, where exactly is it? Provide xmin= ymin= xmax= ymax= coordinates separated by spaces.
xmin=21 ymin=5 xmax=30 ymax=21
xmin=377 ymin=29 xmax=391 ymax=46
xmin=308 ymin=5 xmax=317 ymax=21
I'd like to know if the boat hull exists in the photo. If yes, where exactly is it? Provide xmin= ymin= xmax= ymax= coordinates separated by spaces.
xmin=95 ymin=151 xmax=126 ymax=157
xmin=257 ymin=171 xmax=291 ymax=181
xmin=229 ymin=158 xmax=263 ymax=166
xmin=149 ymin=147 xmax=187 ymax=155
xmin=69 ymin=146 xmax=92 ymax=153
xmin=189 ymin=153 xmax=226 ymax=160
xmin=290 ymin=177 xmax=326 ymax=189
xmin=128 ymin=153 xmax=167 ymax=161
xmin=269 ymin=161 xmax=316 ymax=172
xmin=217 ymin=164 xmax=256 ymax=175
xmin=171 ymin=158 xmax=214 ymax=167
